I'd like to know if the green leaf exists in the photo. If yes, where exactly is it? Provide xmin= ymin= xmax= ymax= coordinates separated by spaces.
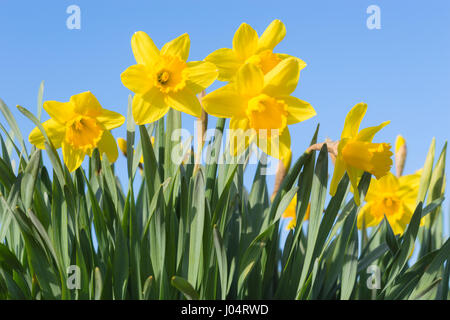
xmin=340 ymin=220 xmax=358 ymax=300
xmin=21 ymin=149 xmax=41 ymax=210
xmin=171 ymin=276 xmax=199 ymax=300
xmin=188 ymin=169 xmax=206 ymax=288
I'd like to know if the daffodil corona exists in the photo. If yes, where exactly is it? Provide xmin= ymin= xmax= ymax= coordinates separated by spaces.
xmin=205 ymin=20 xmax=305 ymax=81
xmin=121 ymin=31 xmax=218 ymax=125
xmin=329 ymin=103 xmax=393 ymax=206
xmin=29 ymin=91 xmax=125 ymax=172
xmin=202 ymin=58 xmax=316 ymax=167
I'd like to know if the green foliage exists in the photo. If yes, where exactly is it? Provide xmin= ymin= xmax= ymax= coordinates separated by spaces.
xmin=0 ymin=88 xmax=448 ymax=300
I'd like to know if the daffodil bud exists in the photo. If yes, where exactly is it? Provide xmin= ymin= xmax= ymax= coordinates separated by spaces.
xmin=395 ymin=135 xmax=407 ymax=177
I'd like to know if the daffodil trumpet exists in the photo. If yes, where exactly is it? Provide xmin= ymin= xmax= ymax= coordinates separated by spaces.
xmin=329 ymin=103 xmax=393 ymax=206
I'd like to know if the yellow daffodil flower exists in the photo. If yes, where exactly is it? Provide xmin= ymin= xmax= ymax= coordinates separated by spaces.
xmin=205 ymin=19 xmax=305 ymax=81
xmin=29 ymin=91 xmax=125 ymax=172
xmin=121 ymin=31 xmax=218 ymax=125
xmin=282 ymin=195 xmax=310 ymax=230
xmin=202 ymin=58 xmax=316 ymax=167
xmin=357 ymin=171 xmax=421 ymax=235
xmin=329 ymin=103 xmax=393 ymax=206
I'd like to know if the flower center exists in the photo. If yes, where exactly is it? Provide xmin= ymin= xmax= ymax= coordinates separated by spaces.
xmin=65 ymin=116 xmax=104 ymax=153
xmin=246 ymin=50 xmax=282 ymax=74
xmin=153 ymin=55 xmax=187 ymax=93
xmin=341 ymin=140 xmax=393 ymax=179
xmin=246 ymin=94 xmax=288 ymax=134
xmin=382 ymin=195 xmax=401 ymax=217
xmin=157 ymin=71 xmax=170 ymax=84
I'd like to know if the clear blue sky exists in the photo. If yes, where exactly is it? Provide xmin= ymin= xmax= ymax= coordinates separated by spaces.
xmin=1 ymin=1 xmax=449 ymax=233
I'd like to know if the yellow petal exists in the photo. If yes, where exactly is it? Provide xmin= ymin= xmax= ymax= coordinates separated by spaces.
xmin=131 ymin=31 xmax=160 ymax=66
xmin=232 ymin=23 xmax=258 ymax=61
xmin=282 ymin=96 xmax=316 ymax=125
xmin=341 ymin=103 xmax=367 ymax=139
xmin=257 ymin=127 xmax=291 ymax=163
xmin=186 ymin=61 xmax=218 ymax=94
xmin=236 ymin=63 xmax=264 ymax=97
xmin=70 ymin=91 xmax=102 ymax=117
xmin=357 ymin=204 xmax=381 ymax=229
xmin=257 ymin=19 xmax=286 ymax=52
xmin=62 ymin=142 xmax=85 ymax=172
xmin=121 ymin=64 xmax=153 ymax=94
xmin=205 ymin=48 xmax=240 ymax=81
xmin=132 ymin=88 xmax=169 ymax=125
xmin=329 ymin=155 xmax=346 ymax=196
xmin=378 ymin=173 xmax=399 ymax=192
xmin=262 ymin=57 xmax=300 ymax=97
xmin=29 ymin=119 xmax=66 ymax=149
xmin=97 ymin=130 xmax=119 ymax=163
xmin=161 ymin=33 xmax=190 ymax=61
xmin=43 ymin=101 xmax=75 ymax=125
xmin=347 ymin=165 xmax=362 ymax=206
xmin=166 ymin=89 xmax=202 ymax=118
xmin=356 ymin=121 xmax=390 ymax=142
xmin=96 ymin=109 xmax=125 ymax=131
xmin=228 ymin=116 xmax=255 ymax=156
xmin=277 ymin=54 xmax=307 ymax=70
xmin=283 ymin=194 xmax=297 ymax=230
xmin=117 ymin=137 xmax=128 ymax=156
xmin=202 ymin=84 xmax=245 ymax=118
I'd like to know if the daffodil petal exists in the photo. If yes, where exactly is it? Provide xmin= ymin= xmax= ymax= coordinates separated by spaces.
xmin=62 ymin=142 xmax=85 ymax=172
xmin=341 ymin=103 xmax=367 ymax=139
xmin=70 ymin=91 xmax=102 ymax=117
xmin=356 ymin=121 xmax=390 ymax=142
xmin=98 ymin=130 xmax=119 ymax=163
xmin=257 ymin=19 xmax=286 ymax=52
xmin=117 ymin=137 xmax=128 ymax=156
xmin=186 ymin=61 xmax=218 ymax=94
xmin=262 ymin=57 xmax=300 ymax=97
xmin=205 ymin=48 xmax=240 ymax=81
xmin=232 ymin=23 xmax=258 ymax=61
xmin=166 ymin=89 xmax=202 ymax=118
xmin=282 ymin=96 xmax=316 ymax=125
xmin=43 ymin=101 xmax=75 ymax=125
xmin=202 ymin=84 xmax=245 ymax=118
xmin=257 ymin=127 xmax=291 ymax=163
xmin=347 ymin=165 xmax=362 ymax=206
xmin=329 ymin=156 xmax=346 ymax=196
xmin=236 ymin=63 xmax=264 ymax=97
xmin=357 ymin=204 xmax=380 ymax=229
xmin=132 ymin=88 xmax=169 ymax=125
xmin=121 ymin=64 xmax=153 ymax=94
xmin=161 ymin=33 xmax=190 ymax=61
xmin=131 ymin=31 xmax=160 ymax=66
xmin=229 ymin=116 xmax=254 ymax=156
xmin=29 ymin=119 xmax=66 ymax=149
xmin=97 ymin=109 xmax=125 ymax=130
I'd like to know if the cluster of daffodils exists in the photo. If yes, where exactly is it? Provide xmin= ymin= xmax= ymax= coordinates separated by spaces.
xmin=26 ymin=20 xmax=421 ymax=234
